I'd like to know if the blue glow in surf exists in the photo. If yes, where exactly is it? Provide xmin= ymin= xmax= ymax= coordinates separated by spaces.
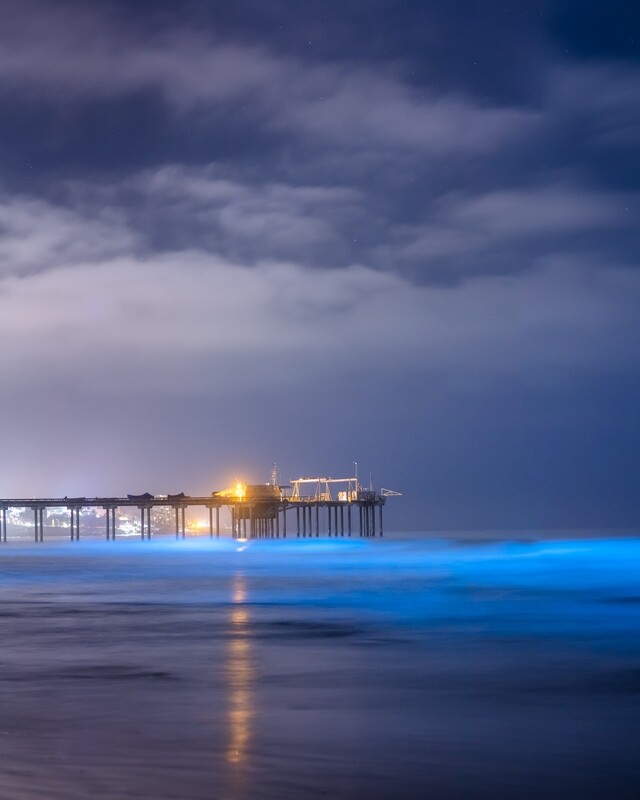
xmin=1 ymin=535 xmax=639 ymax=799
xmin=1 ymin=536 xmax=639 ymax=640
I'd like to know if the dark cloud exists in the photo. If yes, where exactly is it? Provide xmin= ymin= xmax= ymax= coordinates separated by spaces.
xmin=0 ymin=0 xmax=638 ymax=529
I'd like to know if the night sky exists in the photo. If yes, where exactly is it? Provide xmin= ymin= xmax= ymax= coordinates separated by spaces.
xmin=0 ymin=0 xmax=638 ymax=531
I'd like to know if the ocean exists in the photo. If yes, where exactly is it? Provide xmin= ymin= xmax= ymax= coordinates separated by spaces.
xmin=0 ymin=535 xmax=639 ymax=799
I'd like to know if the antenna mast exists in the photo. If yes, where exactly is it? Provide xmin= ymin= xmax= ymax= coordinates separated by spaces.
xmin=270 ymin=462 xmax=280 ymax=486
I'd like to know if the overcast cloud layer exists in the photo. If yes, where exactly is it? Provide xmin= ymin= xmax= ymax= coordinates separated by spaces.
xmin=0 ymin=0 xmax=638 ymax=530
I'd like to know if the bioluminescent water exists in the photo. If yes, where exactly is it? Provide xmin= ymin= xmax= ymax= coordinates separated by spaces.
xmin=1 ymin=536 xmax=639 ymax=799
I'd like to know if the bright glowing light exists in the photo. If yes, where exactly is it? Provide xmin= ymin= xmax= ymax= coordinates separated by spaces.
xmin=218 ymin=480 xmax=247 ymax=500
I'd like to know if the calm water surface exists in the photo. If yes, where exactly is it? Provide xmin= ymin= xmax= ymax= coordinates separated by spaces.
xmin=1 ymin=535 xmax=639 ymax=799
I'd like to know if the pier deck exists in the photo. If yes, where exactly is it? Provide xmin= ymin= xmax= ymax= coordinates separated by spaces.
xmin=0 ymin=491 xmax=387 ymax=542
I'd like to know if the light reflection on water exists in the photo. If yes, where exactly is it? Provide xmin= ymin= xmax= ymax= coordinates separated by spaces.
xmin=0 ymin=536 xmax=638 ymax=799
xmin=227 ymin=576 xmax=253 ymax=767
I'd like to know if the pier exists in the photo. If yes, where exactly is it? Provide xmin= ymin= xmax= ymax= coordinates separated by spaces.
xmin=0 ymin=474 xmax=400 ymax=543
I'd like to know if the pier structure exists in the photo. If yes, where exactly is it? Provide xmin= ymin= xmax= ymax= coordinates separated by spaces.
xmin=0 ymin=473 xmax=400 ymax=543
xmin=285 ymin=477 xmax=390 ymax=539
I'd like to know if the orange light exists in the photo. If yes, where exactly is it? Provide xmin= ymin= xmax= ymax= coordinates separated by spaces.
xmin=217 ymin=480 xmax=248 ymax=499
